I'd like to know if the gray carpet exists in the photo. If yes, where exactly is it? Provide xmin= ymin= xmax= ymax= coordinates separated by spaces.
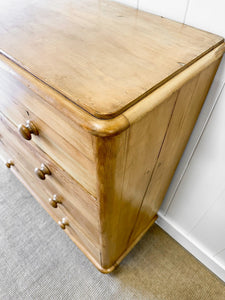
xmin=0 ymin=160 xmax=224 ymax=300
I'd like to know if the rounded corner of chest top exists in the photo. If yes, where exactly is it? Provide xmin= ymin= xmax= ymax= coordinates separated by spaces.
xmin=86 ymin=114 xmax=130 ymax=137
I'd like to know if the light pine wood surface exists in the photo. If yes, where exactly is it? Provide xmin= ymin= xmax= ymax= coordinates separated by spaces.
xmin=0 ymin=0 xmax=224 ymax=273
xmin=0 ymin=68 xmax=97 ymax=196
xmin=93 ymin=56 xmax=223 ymax=271
xmin=94 ymin=92 xmax=178 ymax=268
xmin=0 ymin=113 xmax=100 ymax=250
xmin=129 ymin=58 xmax=222 ymax=244
xmin=0 ymin=0 xmax=223 ymax=118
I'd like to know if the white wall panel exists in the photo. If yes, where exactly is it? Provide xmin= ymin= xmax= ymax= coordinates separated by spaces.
xmin=190 ymin=189 xmax=225 ymax=255
xmin=166 ymin=83 xmax=225 ymax=231
xmin=215 ymin=249 xmax=225 ymax=266
xmin=156 ymin=213 xmax=225 ymax=281
xmin=185 ymin=0 xmax=225 ymax=36
xmin=138 ymin=0 xmax=188 ymax=23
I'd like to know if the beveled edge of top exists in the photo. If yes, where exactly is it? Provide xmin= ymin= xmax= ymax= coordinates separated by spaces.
xmin=1 ymin=39 xmax=223 ymax=121
xmin=82 ymin=39 xmax=224 ymax=120
xmin=0 ymin=42 xmax=224 ymax=137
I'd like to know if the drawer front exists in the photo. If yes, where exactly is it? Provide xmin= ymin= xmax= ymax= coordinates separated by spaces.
xmin=0 ymin=66 xmax=97 ymax=196
xmin=0 ymin=112 xmax=100 ymax=255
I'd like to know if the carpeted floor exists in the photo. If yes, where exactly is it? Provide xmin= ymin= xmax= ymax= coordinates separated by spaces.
xmin=0 ymin=160 xmax=224 ymax=300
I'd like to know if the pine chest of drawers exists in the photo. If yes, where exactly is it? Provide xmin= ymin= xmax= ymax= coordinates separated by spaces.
xmin=0 ymin=0 xmax=224 ymax=273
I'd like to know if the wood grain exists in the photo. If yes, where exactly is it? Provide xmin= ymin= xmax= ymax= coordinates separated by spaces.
xmin=0 ymin=142 xmax=101 ymax=270
xmin=0 ymin=68 xmax=97 ymax=196
xmin=0 ymin=112 xmax=100 ymax=248
xmin=94 ymin=92 xmax=178 ymax=268
xmin=0 ymin=1 xmax=224 ymax=273
xmin=93 ymin=131 xmax=129 ymax=269
xmin=129 ymin=58 xmax=222 ymax=244
xmin=93 ymin=54 xmax=223 ymax=270
xmin=0 ymin=0 xmax=223 ymax=118
xmin=0 ymin=43 xmax=224 ymax=138
xmin=0 ymin=46 xmax=224 ymax=272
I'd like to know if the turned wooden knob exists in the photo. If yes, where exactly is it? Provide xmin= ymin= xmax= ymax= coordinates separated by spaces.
xmin=18 ymin=120 xmax=39 ymax=140
xmin=58 ymin=217 xmax=69 ymax=230
xmin=49 ymin=194 xmax=62 ymax=208
xmin=34 ymin=163 xmax=51 ymax=180
xmin=5 ymin=160 xmax=14 ymax=168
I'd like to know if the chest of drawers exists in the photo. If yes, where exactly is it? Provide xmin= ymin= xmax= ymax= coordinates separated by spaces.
xmin=0 ymin=0 xmax=224 ymax=273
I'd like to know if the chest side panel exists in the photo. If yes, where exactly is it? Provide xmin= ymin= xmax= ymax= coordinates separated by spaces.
xmin=94 ymin=92 xmax=178 ymax=269
xmin=94 ymin=49 xmax=223 ymax=271
xmin=128 ymin=57 xmax=222 ymax=245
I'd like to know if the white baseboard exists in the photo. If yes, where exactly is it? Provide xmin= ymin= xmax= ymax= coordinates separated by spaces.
xmin=156 ymin=212 xmax=225 ymax=282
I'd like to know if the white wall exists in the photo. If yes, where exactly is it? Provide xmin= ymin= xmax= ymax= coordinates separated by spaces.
xmin=113 ymin=0 xmax=225 ymax=281
xmin=158 ymin=57 xmax=225 ymax=281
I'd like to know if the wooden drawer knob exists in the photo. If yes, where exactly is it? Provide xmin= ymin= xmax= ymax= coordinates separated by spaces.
xmin=18 ymin=120 xmax=39 ymax=140
xmin=58 ymin=217 xmax=69 ymax=230
xmin=34 ymin=163 xmax=51 ymax=180
xmin=49 ymin=194 xmax=62 ymax=208
xmin=5 ymin=159 xmax=14 ymax=168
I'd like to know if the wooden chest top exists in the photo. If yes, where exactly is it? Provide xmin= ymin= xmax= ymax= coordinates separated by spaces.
xmin=0 ymin=0 xmax=223 ymax=119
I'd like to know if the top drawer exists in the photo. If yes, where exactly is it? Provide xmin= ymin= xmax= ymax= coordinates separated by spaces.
xmin=0 ymin=64 xmax=97 ymax=196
